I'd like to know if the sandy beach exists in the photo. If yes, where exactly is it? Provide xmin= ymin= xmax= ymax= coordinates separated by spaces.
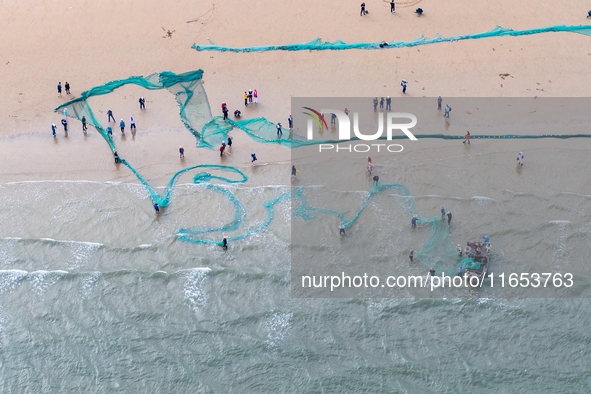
xmin=1 ymin=0 xmax=591 ymax=184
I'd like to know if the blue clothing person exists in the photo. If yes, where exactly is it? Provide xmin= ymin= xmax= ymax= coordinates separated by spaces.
xmin=119 ymin=119 xmax=125 ymax=133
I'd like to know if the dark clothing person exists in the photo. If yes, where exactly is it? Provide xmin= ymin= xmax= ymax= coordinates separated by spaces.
xmin=441 ymin=207 xmax=445 ymax=218
xmin=107 ymin=110 xmax=115 ymax=122
xmin=415 ymin=8 xmax=423 ymax=16
xmin=223 ymin=107 xmax=229 ymax=121
xmin=437 ymin=96 xmax=442 ymax=110
xmin=373 ymin=97 xmax=378 ymax=112
xmin=234 ymin=109 xmax=241 ymax=118
xmin=360 ymin=2 xmax=366 ymax=16
xmin=276 ymin=123 xmax=283 ymax=136
xmin=61 ymin=118 xmax=68 ymax=132
xmin=588 ymin=10 xmax=591 ymax=18
xmin=444 ymin=105 xmax=451 ymax=118
xmin=331 ymin=113 xmax=337 ymax=125
xmin=411 ymin=217 xmax=417 ymax=227
xmin=57 ymin=82 xmax=62 ymax=96
xmin=114 ymin=152 xmax=120 ymax=164
xmin=390 ymin=0 xmax=395 ymax=12
xmin=139 ymin=97 xmax=145 ymax=110
xmin=227 ymin=137 xmax=232 ymax=147
xmin=222 ymin=237 xmax=228 ymax=250
xmin=447 ymin=211 xmax=452 ymax=224
xmin=179 ymin=147 xmax=185 ymax=158
xmin=373 ymin=175 xmax=379 ymax=184
xmin=81 ymin=116 xmax=87 ymax=131
xmin=379 ymin=97 xmax=384 ymax=110
xmin=291 ymin=165 xmax=297 ymax=176
xmin=65 ymin=82 xmax=71 ymax=95
xmin=251 ymin=152 xmax=257 ymax=164
xmin=409 ymin=250 xmax=414 ymax=262
xmin=220 ymin=142 xmax=226 ymax=157
xmin=51 ymin=124 xmax=57 ymax=137
xmin=288 ymin=116 xmax=293 ymax=129
xmin=154 ymin=203 xmax=159 ymax=213
xmin=340 ymin=224 xmax=346 ymax=235
xmin=386 ymin=97 xmax=391 ymax=110
xmin=429 ymin=268 xmax=436 ymax=276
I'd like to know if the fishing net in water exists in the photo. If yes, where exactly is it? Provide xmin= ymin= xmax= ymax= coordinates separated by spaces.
xmin=53 ymin=70 xmax=462 ymax=265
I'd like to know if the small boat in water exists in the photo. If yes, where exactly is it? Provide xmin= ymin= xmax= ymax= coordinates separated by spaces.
xmin=458 ymin=236 xmax=491 ymax=283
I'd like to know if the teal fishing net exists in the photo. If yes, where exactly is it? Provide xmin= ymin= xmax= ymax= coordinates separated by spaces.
xmin=193 ymin=24 xmax=591 ymax=52
xmin=55 ymin=68 xmax=591 ymax=272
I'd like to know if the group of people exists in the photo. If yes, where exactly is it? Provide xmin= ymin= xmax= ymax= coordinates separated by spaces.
xmin=57 ymin=82 xmax=71 ymax=97
xmin=360 ymin=2 xmax=422 ymax=17
xmin=373 ymin=97 xmax=392 ymax=111
xmin=243 ymin=89 xmax=258 ymax=106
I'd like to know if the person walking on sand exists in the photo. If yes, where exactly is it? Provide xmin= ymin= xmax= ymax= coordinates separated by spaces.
xmin=130 ymin=116 xmax=136 ymax=131
xmin=517 ymin=151 xmax=524 ymax=166
xmin=253 ymin=89 xmax=258 ymax=103
xmin=179 ymin=146 xmax=185 ymax=158
xmin=223 ymin=106 xmax=229 ymax=121
xmin=276 ymin=123 xmax=283 ymax=136
xmin=390 ymin=0 xmax=395 ymax=13
xmin=63 ymin=107 xmax=68 ymax=117
xmin=401 ymin=79 xmax=407 ymax=94
xmin=227 ymin=136 xmax=233 ymax=147
xmin=373 ymin=97 xmax=378 ymax=112
xmin=114 ymin=151 xmax=120 ymax=164
xmin=107 ymin=110 xmax=115 ymax=122
xmin=51 ymin=124 xmax=57 ymax=137
xmin=120 ymin=119 xmax=125 ymax=133
xmin=139 ymin=97 xmax=145 ymax=110
xmin=248 ymin=89 xmax=253 ymax=103
xmin=81 ymin=116 xmax=88 ymax=132
xmin=57 ymin=82 xmax=62 ymax=97
xmin=251 ymin=152 xmax=258 ymax=165
xmin=61 ymin=118 xmax=68 ymax=132
xmin=244 ymin=91 xmax=248 ymax=106
xmin=444 ymin=104 xmax=451 ymax=118
xmin=65 ymin=82 xmax=71 ymax=95
xmin=220 ymin=142 xmax=226 ymax=157
xmin=463 ymin=131 xmax=470 ymax=144
xmin=386 ymin=96 xmax=391 ymax=110
xmin=106 ymin=126 xmax=113 ymax=136
xmin=437 ymin=96 xmax=442 ymax=110
xmin=360 ymin=2 xmax=366 ymax=16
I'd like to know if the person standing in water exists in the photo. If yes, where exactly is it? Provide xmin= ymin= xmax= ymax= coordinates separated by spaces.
xmin=447 ymin=211 xmax=452 ymax=224
xmin=444 ymin=104 xmax=451 ymax=118
xmin=463 ymin=131 xmax=470 ymax=144
xmin=517 ymin=152 xmax=524 ymax=166
xmin=291 ymin=165 xmax=297 ymax=177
